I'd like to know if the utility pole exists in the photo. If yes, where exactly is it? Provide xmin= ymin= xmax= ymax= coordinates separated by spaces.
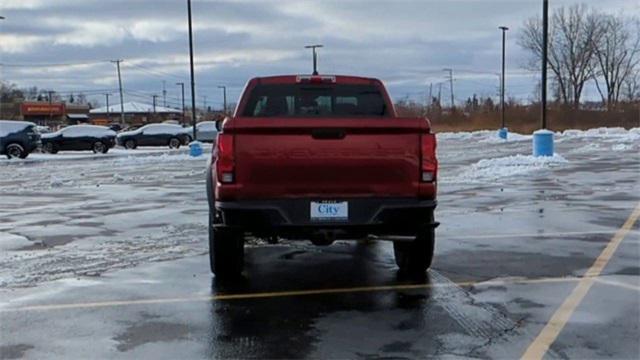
xmin=48 ymin=90 xmax=54 ymax=126
xmin=176 ymin=82 xmax=185 ymax=123
xmin=428 ymin=83 xmax=433 ymax=110
xmin=499 ymin=26 xmax=509 ymax=129
xmin=218 ymin=85 xmax=227 ymax=114
xmin=443 ymin=68 xmax=454 ymax=109
xmin=111 ymin=59 xmax=125 ymax=125
xmin=541 ymin=0 xmax=548 ymax=129
xmin=187 ymin=0 xmax=197 ymax=140
xmin=152 ymin=95 xmax=158 ymax=113
xmin=105 ymin=93 xmax=110 ymax=120
xmin=304 ymin=44 xmax=323 ymax=75
xmin=162 ymin=80 xmax=167 ymax=107
xmin=437 ymin=83 xmax=442 ymax=106
xmin=203 ymin=95 xmax=207 ymax=114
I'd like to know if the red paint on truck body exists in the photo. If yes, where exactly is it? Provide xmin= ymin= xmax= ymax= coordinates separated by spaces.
xmin=213 ymin=75 xmax=437 ymax=201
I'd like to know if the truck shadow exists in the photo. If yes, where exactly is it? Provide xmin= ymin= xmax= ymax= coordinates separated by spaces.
xmin=206 ymin=241 xmax=437 ymax=359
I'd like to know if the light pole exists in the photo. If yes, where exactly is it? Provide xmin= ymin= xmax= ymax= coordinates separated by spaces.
xmin=176 ymin=82 xmax=185 ymax=123
xmin=531 ymin=0 xmax=554 ymax=158
xmin=443 ymin=68 xmax=454 ymax=109
xmin=105 ymin=93 xmax=110 ymax=120
xmin=218 ymin=85 xmax=227 ymax=114
xmin=541 ymin=0 xmax=548 ymax=130
xmin=187 ymin=0 xmax=197 ymax=141
xmin=304 ymin=44 xmax=323 ymax=75
xmin=499 ymin=26 xmax=509 ymax=131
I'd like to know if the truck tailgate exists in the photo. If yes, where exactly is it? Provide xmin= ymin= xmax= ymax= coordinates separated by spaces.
xmin=229 ymin=117 xmax=426 ymax=199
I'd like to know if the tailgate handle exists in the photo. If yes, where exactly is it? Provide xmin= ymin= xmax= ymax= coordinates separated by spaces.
xmin=311 ymin=129 xmax=346 ymax=140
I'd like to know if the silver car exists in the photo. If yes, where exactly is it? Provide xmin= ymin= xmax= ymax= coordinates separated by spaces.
xmin=185 ymin=121 xmax=218 ymax=143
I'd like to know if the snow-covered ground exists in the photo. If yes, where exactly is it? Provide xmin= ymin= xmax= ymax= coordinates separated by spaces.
xmin=0 ymin=129 xmax=638 ymax=288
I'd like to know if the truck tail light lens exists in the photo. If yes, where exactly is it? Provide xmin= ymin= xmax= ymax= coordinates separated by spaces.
xmin=215 ymin=134 xmax=235 ymax=183
xmin=421 ymin=133 xmax=438 ymax=182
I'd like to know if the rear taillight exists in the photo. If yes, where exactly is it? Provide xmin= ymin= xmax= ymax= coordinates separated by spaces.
xmin=421 ymin=133 xmax=438 ymax=182
xmin=215 ymin=134 xmax=235 ymax=183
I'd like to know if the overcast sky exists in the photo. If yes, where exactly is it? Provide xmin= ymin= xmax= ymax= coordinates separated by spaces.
xmin=0 ymin=0 xmax=638 ymax=109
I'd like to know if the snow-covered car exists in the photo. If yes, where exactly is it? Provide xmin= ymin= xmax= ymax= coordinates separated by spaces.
xmin=116 ymin=123 xmax=190 ymax=149
xmin=41 ymin=125 xmax=117 ymax=154
xmin=185 ymin=121 xmax=218 ymax=143
xmin=0 ymin=120 xmax=41 ymax=159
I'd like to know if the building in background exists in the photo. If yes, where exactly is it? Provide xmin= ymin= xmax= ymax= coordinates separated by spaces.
xmin=89 ymin=101 xmax=181 ymax=125
xmin=19 ymin=102 xmax=91 ymax=128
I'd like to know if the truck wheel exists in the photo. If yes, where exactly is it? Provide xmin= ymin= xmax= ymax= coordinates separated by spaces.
xmin=209 ymin=212 xmax=244 ymax=278
xmin=393 ymin=214 xmax=435 ymax=274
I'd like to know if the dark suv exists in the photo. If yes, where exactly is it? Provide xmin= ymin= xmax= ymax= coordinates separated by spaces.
xmin=0 ymin=120 xmax=41 ymax=159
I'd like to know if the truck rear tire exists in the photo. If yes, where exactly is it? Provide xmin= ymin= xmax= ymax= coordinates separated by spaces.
xmin=393 ymin=213 xmax=435 ymax=274
xmin=209 ymin=212 xmax=244 ymax=278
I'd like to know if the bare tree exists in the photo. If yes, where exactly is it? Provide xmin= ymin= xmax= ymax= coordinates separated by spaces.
xmin=592 ymin=15 xmax=640 ymax=108
xmin=519 ymin=4 xmax=603 ymax=109
xmin=623 ymin=71 xmax=640 ymax=101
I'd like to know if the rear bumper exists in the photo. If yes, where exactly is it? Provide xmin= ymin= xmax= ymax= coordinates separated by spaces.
xmin=214 ymin=198 xmax=437 ymax=238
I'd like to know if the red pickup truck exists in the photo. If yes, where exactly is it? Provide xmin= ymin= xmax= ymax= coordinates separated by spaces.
xmin=206 ymin=75 xmax=438 ymax=278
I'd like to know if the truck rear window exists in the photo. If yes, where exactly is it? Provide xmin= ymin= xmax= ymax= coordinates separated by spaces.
xmin=242 ymin=84 xmax=389 ymax=117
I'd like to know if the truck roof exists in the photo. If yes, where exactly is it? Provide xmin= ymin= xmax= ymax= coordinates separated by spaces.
xmin=249 ymin=75 xmax=383 ymax=86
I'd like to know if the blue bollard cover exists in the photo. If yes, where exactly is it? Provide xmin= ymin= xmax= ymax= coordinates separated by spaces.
xmin=533 ymin=129 xmax=554 ymax=157
xmin=189 ymin=141 xmax=203 ymax=157
xmin=498 ymin=127 xmax=508 ymax=140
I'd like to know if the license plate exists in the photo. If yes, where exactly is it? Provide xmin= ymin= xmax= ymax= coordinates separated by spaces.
xmin=310 ymin=201 xmax=348 ymax=221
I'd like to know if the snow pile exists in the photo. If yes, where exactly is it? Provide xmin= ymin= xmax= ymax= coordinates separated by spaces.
xmin=437 ymin=130 xmax=493 ymax=141
xmin=438 ymin=127 xmax=639 ymax=144
xmin=612 ymin=144 xmax=633 ymax=151
xmin=109 ymin=153 xmax=208 ymax=165
xmin=0 ymin=232 xmax=32 ymax=253
xmin=480 ymin=132 xmax=532 ymax=143
xmin=0 ymin=120 xmax=35 ymax=137
xmin=558 ymin=127 xmax=640 ymax=142
xmin=445 ymin=154 xmax=568 ymax=184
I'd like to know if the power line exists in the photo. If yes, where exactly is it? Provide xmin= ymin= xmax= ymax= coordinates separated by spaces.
xmin=0 ymin=60 xmax=109 ymax=68
xmin=123 ymin=62 xmax=185 ymax=81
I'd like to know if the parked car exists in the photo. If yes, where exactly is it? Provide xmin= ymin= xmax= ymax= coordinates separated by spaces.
xmin=207 ymin=74 xmax=438 ymax=278
xmin=116 ymin=123 xmax=190 ymax=149
xmin=41 ymin=125 xmax=116 ymax=154
xmin=36 ymin=125 xmax=52 ymax=134
xmin=0 ymin=120 xmax=41 ymax=159
xmin=108 ymin=123 xmax=124 ymax=132
xmin=185 ymin=121 xmax=218 ymax=143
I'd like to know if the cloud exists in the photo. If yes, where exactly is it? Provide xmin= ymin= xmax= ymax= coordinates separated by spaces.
xmin=0 ymin=0 xmax=638 ymax=106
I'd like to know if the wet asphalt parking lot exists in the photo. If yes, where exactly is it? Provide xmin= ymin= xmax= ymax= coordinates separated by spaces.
xmin=1 ymin=130 xmax=639 ymax=359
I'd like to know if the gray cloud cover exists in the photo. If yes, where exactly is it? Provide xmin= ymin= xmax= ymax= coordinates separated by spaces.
xmin=0 ymin=0 xmax=637 ymax=108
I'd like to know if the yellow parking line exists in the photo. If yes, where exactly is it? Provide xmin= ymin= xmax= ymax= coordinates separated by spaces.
xmin=521 ymin=202 xmax=640 ymax=360
xmin=0 ymin=276 xmax=582 ymax=313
